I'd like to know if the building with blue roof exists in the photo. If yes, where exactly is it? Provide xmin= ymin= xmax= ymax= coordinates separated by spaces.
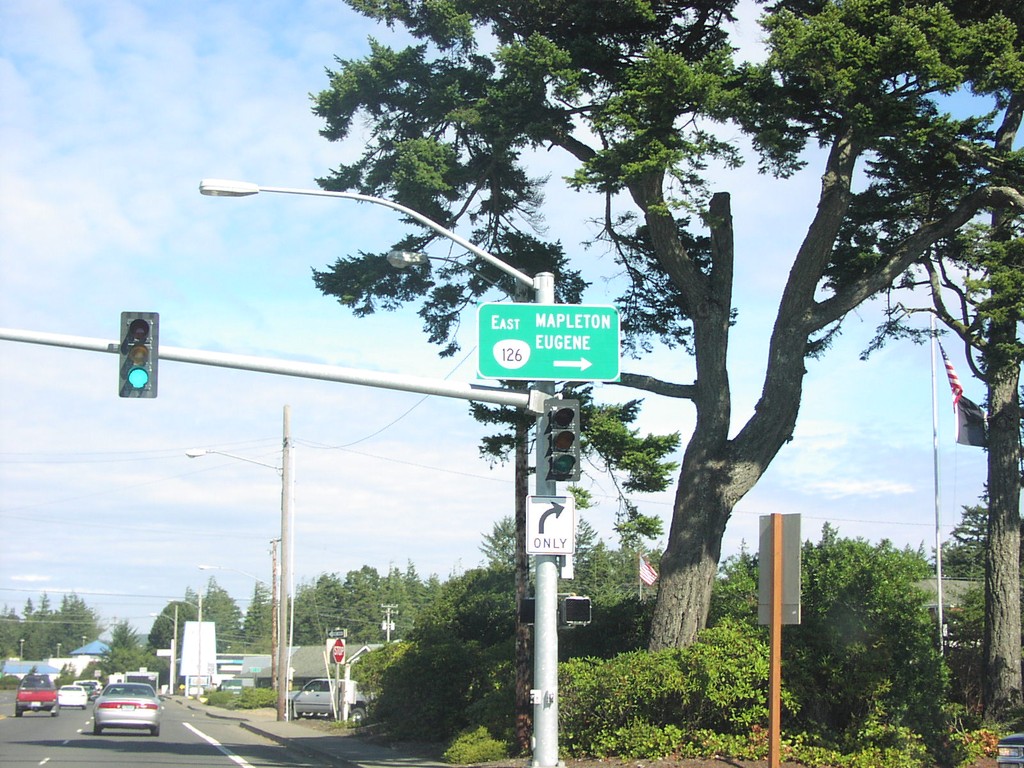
xmin=3 ymin=640 xmax=110 ymax=681
xmin=2 ymin=661 xmax=61 ymax=680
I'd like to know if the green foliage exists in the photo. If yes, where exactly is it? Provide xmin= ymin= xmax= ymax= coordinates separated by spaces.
xmin=584 ymin=400 xmax=680 ymax=494
xmin=592 ymin=721 xmax=687 ymax=760
xmin=785 ymin=528 xmax=947 ymax=747
xmin=203 ymin=690 xmax=237 ymax=708
xmin=370 ymin=568 xmax=517 ymax=741
xmin=945 ymin=584 xmax=986 ymax=713
xmin=937 ymin=708 xmax=995 ymax=768
xmin=708 ymin=549 xmax=760 ymax=630
xmin=201 ymin=578 xmax=244 ymax=653
xmin=101 ymin=620 xmax=157 ymax=677
xmin=559 ymin=619 xmax=773 ymax=757
xmin=205 ymin=686 xmax=277 ymax=710
xmin=240 ymin=582 xmax=273 ymax=653
xmin=292 ymin=562 xmax=435 ymax=646
xmin=1 ymin=593 xmax=103 ymax=660
xmin=442 ymin=726 xmax=510 ymax=764
xmin=942 ymin=504 xmax=990 ymax=579
xmin=559 ymin=591 xmax=653 ymax=660
xmin=351 ymin=638 xmax=405 ymax=703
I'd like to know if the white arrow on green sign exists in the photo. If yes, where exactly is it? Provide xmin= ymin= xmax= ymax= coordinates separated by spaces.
xmin=477 ymin=303 xmax=620 ymax=382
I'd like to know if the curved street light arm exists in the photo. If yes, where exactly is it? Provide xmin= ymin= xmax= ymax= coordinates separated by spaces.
xmin=186 ymin=448 xmax=281 ymax=474
xmin=199 ymin=179 xmax=537 ymax=291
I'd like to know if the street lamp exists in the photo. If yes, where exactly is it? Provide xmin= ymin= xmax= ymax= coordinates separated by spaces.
xmin=199 ymin=180 xmax=537 ymax=288
xmin=198 ymin=563 xmax=268 ymax=585
xmin=200 ymin=179 xmax=562 ymax=767
xmin=186 ymin=404 xmax=294 ymax=722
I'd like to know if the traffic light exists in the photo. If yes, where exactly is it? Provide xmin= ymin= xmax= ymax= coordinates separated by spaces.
xmin=560 ymin=596 xmax=592 ymax=626
xmin=118 ymin=311 xmax=159 ymax=398
xmin=518 ymin=597 xmax=536 ymax=625
xmin=518 ymin=596 xmax=592 ymax=626
xmin=543 ymin=398 xmax=580 ymax=482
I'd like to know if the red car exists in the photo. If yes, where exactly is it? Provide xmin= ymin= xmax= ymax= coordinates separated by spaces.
xmin=15 ymin=674 xmax=59 ymax=717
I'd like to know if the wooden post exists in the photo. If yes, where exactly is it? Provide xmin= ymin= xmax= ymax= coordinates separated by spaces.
xmin=769 ymin=512 xmax=782 ymax=768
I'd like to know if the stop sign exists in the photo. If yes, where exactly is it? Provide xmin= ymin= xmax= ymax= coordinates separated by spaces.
xmin=331 ymin=638 xmax=346 ymax=664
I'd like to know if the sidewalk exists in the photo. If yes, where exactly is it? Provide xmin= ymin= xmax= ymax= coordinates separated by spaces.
xmin=173 ymin=697 xmax=451 ymax=768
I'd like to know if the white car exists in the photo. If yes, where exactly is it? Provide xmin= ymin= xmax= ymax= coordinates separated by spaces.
xmin=57 ymin=685 xmax=89 ymax=708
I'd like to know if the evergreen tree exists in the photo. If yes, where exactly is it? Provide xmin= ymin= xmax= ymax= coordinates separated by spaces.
xmin=943 ymin=504 xmax=990 ymax=580
xmin=309 ymin=0 xmax=1023 ymax=656
xmin=241 ymin=582 xmax=273 ymax=653
xmin=52 ymin=594 xmax=102 ymax=657
xmin=102 ymin=620 xmax=154 ymax=676
xmin=198 ymin=578 xmax=243 ymax=652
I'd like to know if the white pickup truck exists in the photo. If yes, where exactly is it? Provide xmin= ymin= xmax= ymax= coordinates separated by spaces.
xmin=288 ymin=678 xmax=367 ymax=722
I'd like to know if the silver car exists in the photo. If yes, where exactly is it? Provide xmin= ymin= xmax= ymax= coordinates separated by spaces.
xmin=93 ymin=682 xmax=162 ymax=736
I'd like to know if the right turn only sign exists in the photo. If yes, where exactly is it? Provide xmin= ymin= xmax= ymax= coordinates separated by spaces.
xmin=526 ymin=495 xmax=576 ymax=555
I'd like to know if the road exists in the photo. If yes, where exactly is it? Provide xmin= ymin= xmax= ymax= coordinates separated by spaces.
xmin=0 ymin=694 xmax=321 ymax=768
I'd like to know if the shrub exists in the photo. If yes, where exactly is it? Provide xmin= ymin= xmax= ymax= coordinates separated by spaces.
xmin=591 ymin=722 xmax=686 ymax=759
xmin=944 ymin=726 xmax=999 ymax=766
xmin=235 ymin=687 xmax=277 ymax=709
xmin=0 ymin=675 xmax=21 ymax=690
xmin=443 ymin=726 xmax=510 ymax=764
xmin=559 ymin=618 xmax=775 ymax=757
xmin=205 ymin=687 xmax=276 ymax=710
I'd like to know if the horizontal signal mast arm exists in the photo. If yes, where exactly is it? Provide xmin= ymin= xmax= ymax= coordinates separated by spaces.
xmin=0 ymin=326 xmax=547 ymax=414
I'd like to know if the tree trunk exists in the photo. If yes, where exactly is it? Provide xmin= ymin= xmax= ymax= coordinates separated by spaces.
xmin=648 ymin=462 xmax=734 ymax=648
xmin=647 ymin=184 xmax=815 ymax=647
xmin=983 ymin=320 xmax=1023 ymax=717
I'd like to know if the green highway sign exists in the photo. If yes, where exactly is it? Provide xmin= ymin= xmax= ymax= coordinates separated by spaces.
xmin=477 ymin=303 xmax=620 ymax=382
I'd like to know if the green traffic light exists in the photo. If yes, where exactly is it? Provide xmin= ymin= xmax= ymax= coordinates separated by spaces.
xmin=127 ymin=367 xmax=150 ymax=389
xmin=119 ymin=311 xmax=159 ymax=398
xmin=550 ymin=454 xmax=576 ymax=476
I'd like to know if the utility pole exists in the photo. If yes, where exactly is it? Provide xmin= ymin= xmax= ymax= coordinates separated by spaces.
xmin=170 ymin=604 xmax=178 ymax=695
xmin=270 ymin=538 xmax=279 ymax=694
xmin=277 ymin=405 xmax=293 ymax=721
xmin=381 ymin=604 xmax=397 ymax=642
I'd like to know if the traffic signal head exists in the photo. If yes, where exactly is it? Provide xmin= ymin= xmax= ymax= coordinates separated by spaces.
xmin=119 ymin=312 xmax=159 ymax=398
xmin=543 ymin=398 xmax=580 ymax=482
xmin=560 ymin=595 xmax=592 ymax=626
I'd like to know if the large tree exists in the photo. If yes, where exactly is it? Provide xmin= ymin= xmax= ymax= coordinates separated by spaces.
xmin=310 ymin=0 xmax=1024 ymax=650
xmin=858 ymin=1 xmax=1024 ymax=706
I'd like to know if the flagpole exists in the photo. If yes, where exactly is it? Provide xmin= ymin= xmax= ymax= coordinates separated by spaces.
xmin=930 ymin=318 xmax=946 ymax=654
xmin=638 ymin=553 xmax=642 ymax=600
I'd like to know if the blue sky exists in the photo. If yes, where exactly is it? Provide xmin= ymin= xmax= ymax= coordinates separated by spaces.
xmin=0 ymin=0 xmax=988 ymax=642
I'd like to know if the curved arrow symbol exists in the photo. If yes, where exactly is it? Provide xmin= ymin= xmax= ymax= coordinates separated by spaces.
xmin=538 ymin=501 xmax=564 ymax=534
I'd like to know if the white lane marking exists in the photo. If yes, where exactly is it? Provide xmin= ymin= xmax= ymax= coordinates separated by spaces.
xmin=183 ymin=722 xmax=257 ymax=768
xmin=39 ymin=759 xmax=51 ymax=765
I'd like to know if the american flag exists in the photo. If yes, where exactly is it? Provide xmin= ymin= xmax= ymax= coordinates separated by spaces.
xmin=939 ymin=342 xmax=963 ymax=408
xmin=639 ymin=555 xmax=659 ymax=586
